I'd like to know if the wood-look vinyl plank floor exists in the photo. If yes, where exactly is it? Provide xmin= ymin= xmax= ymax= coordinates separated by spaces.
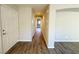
xmin=6 ymin=29 xmax=79 ymax=54
xmin=6 ymin=29 xmax=48 ymax=54
xmin=6 ymin=42 xmax=79 ymax=54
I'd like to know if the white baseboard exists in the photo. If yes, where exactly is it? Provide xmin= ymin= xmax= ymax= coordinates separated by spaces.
xmin=48 ymin=46 xmax=55 ymax=48
xmin=18 ymin=40 xmax=32 ymax=42
xmin=55 ymin=40 xmax=79 ymax=42
xmin=47 ymin=44 xmax=55 ymax=48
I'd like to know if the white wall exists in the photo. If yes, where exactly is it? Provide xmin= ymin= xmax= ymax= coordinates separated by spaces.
xmin=1 ymin=5 xmax=18 ymax=53
xmin=18 ymin=6 xmax=32 ymax=41
xmin=55 ymin=11 xmax=79 ymax=42
xmin=54 ymin=4 xmax=79 ymax=10
xmin=32 ymin=13 xmax=35 ymax=37
xmin=48 ymin=5 xmax=56 ymax=48
xmin=41 ymin=8 xmax=49 ymax=45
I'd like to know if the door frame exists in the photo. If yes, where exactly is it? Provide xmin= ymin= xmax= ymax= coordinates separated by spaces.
xmin=0 ymin=6 xmax=3 ymax=53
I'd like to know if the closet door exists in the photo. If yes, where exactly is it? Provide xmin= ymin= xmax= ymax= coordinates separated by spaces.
xmin=0 ymin=5 xmax=2 ymax=53
xmin=0 ymin=28 xmax=2 ymax=53
xmin=0 ymin=27 xmax=2 ymax=53
xmin=1 ymin=5 xmax=18 ymax=53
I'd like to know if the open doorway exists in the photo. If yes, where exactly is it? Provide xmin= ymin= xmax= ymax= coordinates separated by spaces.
xmin=36 ymin=17 xmax=41 ymax=32
xmin=37 ymin=19 xmax=41 ymax=28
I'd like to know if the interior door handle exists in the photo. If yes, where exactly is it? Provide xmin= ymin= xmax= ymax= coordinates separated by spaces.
xmin=3 ymin=29 xmax=5 ymax=32
xmin=3 ymin=33 xmax=6 ymax=35
xmin=2 ymin=29 xmax=6 ymax=35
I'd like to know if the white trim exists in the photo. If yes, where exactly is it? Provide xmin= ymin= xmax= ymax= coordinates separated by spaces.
xmin=18 ymin=40 xmax=32 ymax=42
xmin=47 ymin=43 xmax=55 ymax=48
xmin=48 ymin=46 xmax=54 ymax=48
xmin=55 ymin=40 xmax=79 ymax=42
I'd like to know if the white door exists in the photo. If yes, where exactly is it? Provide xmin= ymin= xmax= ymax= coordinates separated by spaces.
xmin=0 ymin=27 xmax=2 ymax=53
xmin=1 ymin=5 xmax=18 ymax=53
xmin=0 ymin=5 xmax=2 ymax=53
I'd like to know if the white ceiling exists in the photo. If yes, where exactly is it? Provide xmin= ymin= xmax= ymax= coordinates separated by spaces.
xmin=17 ymin=4 xmax=48 ymax=13
xmin=17 ymin=4 xmax=48 ymax=14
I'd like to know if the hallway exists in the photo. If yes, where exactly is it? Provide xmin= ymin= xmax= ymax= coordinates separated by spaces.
xmin=6 ymin=28 xmax=48 ymax=54
xmin=30 ymin=28 xmax=48 ymax=53
xmin=3 ymin=4 xmax=79 ymax=54
xmin=6 ymin=28 xmax=79 ymax=54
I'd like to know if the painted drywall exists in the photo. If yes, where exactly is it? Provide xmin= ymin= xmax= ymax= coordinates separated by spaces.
xmin=41 ymin=9 xmax=49 ymax=45
xmin=48 ymin=5 xmax=56 ymax=48
xmin=32 ymin=13 xmax=35 ymax=37
xmin=54 ymin=4 xmax=79 ymax=10
xmin=55 ymin=11 xmax=79 ymax=42
xmin=32 ymin=16 xmax=34 ymax=37
xmin=18 ymin=6 xmax=32 ymax=41
xmin=1 ymin=5 xmax=18 ymax=53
